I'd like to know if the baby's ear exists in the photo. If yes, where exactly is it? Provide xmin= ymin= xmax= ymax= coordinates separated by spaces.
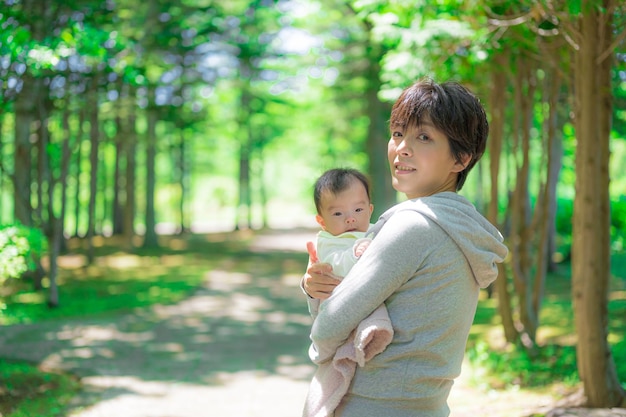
xmin=315 ymin=214 xmax=326 ymax=229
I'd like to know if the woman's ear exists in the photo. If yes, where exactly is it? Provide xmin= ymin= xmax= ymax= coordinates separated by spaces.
xmin=453 ymin=154 xmax=471 ymax=173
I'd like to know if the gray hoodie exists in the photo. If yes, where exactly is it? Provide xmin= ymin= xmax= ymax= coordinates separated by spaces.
xmin=308 ymin=192 xmax=508 ymax=417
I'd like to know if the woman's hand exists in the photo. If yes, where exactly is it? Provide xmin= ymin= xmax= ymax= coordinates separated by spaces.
xmin=303 ymin=262 xmax=341 ymax=300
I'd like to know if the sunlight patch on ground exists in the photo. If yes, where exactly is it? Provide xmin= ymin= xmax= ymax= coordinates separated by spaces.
xmin=206 ymin=270 xmax=252 ymax=291
xmin=57 ymin=254 xmax=89 ymax=269
xmin=448 ymin=360 xmax=559 ymax=417
xmin=537 ymin=327 xmax=578 ymax=345
xmin=69 ymin=372 xmax=312 ymax=417
xmin=610 ymin=290 xmax=626 ymax=300
xmin=249 ymin=229 xmax=317 ymax=253
xmin=53 ymin=324 xmax=154 ymax=345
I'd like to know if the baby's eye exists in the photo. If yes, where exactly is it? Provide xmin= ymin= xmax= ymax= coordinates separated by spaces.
xmin=332 ymin=212 xmax=343 ymax=217
xmin=355 ymin=208 xmax=364 ymax=213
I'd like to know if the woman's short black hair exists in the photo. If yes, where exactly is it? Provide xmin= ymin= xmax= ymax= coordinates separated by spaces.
xmin=389 ymin=78 xmax=489 ymax=191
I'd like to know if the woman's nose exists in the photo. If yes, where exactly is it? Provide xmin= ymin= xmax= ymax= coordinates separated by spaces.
xmin=397 ymin=139 xmax=411 ymax=156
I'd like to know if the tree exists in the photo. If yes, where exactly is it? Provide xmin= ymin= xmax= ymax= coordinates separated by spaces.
xmin=570 ymin=0 xmax=626 ymax=407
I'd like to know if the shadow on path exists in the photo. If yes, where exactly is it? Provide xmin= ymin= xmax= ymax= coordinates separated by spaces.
xmin=0 ymin=228 xmax=571 ymax=417
xmin=0 ymin=228 xmax=319 ymax=417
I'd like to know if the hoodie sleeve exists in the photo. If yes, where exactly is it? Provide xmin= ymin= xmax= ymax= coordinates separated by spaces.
xmin=310 ymin=209 xmax=447 ymax=357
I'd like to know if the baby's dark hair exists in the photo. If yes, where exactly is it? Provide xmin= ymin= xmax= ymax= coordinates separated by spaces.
xmin=389 ymin=78 xmax=489 ymax=190
xmin=314 ymin=168 xmax=371 ymax=214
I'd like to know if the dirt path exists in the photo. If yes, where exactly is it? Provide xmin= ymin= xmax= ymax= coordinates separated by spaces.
xmin=0 ymin=229 xmax=560 ymax=417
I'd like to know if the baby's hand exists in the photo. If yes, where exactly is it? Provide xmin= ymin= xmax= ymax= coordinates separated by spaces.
xmin=354 ymin=238 xmax=371 ymax=258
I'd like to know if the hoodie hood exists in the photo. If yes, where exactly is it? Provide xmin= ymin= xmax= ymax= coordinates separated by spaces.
xmin=372 ymin=192 xmax=508 ymax=288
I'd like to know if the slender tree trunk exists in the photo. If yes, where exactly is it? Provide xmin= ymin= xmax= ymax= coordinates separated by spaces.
xmin=489 ymin=52 xmax=518 ymax=343
xmin=510 ymin=58 xmax=537 ymax=347
xmin=257 ymin=149 xmax=268 ymax=229
xmin=86 ymin=76 xmax=100 ymax=264
xmin=33 ymin=95 xmax=53 ymax=291
xmin=572 ymin=0 xmax=625 ymax=407
xmin=73 ymin=107 xmax=86 ymax=237
xmin=143 ymin=86 xmax=158 ymax=248
xmin=178 ymin=130 xmax=188 ymax=233
xmin=532 ymin=69 xmax=562 ymax=314
xmin=237 ymin=140 xmax=251 ymax=230
xmin=362 ymin=20 xmax=394 ymax=217
xmin=124 ymin=104 xmax=137 ymax=248
xmin=236 ymin=80 xmax=253 ymax=231
xmin=48 ymin=105 xmax=72 ymax=308
xmin=0 ymin=113 xmax=3 ymax=222
xmin=13 ymin=75 xmax=36 ymax=227
xmin=98 ymin=135 xmax=107 ymax=235
xmin=35 ymin=102 xmax=46 ymax=232
xmin=112 ymin=115 xmax=124 ymax=235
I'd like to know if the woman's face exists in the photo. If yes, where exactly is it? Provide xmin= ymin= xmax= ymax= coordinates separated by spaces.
xmin=387 ymin=117 xmax=467 ymax=199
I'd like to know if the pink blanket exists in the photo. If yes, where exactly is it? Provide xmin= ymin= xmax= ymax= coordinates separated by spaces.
xmin=303 ymin=305 xmax=394 ymax=417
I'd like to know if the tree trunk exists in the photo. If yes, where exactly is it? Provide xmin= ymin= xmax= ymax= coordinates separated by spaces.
xmin=143 ymin=86 xmax=159 ymax=248
xmin=112 ymin=114 xmax=124 ymax=235
xmin=362 ymin=20 xmax=394 ymax=217
xmin=48 ymin=105 xmax=72 ymax=308
xmin=510 ymin=57 xmax=538 ymax=347
xmin=572 ymin=0 xmax=625 ymax=407
xmin=124 ymin=100 xmax=137 ymax=249
xmin=86 ymin=75 xmax=100 ymax=264
xmin=488 ymin=52 xmax=518 ymax=343
xmin=178 ymin=130 xmax=189 ymax=233
xmin=0 ymin=113 xmax=4 ymax=220
xmin=257 ymin=149 xmax=268 ymax=229
xmin=73 ymin=107 xmax=86 ymax=237
xmin=13 ymin=74 xmax=36 ymax=227
xmin=236 ymin=80 xmax=253 ymax=231
xmin=532 ymin=69 xmax=562 ymax=315
xmin=35 ymin=101 xmax=46 ymax=233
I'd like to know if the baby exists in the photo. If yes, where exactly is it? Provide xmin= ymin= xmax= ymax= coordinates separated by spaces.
xmin=303 ymin=168 xmax=393 ymax=417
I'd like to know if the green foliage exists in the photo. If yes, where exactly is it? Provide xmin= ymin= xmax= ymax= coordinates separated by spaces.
xmin=0 ymin=235 xmax=228 ymax=325
xmin=0 ymin=224 xmax=47 ymax=285
xmin=466 ymin=341 xmax=580 ymax=389
xmin=0 ymin=264 xmax=205 ymax=325
xmin=0 ymin=359 xmax=80 ymax=417
xmin=554 ymin=197 xmax=626 ymax=255
xmin=612 ymin=198 xmax=626 ymax=252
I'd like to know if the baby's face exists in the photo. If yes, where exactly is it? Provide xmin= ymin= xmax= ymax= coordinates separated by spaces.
xmin=316 ymin=181 xmax=373 ymax=236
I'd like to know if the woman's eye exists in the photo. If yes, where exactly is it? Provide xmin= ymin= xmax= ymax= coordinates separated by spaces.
xmin=417 ymin=134 xmax=430 ymax=142
xmin=392 ymin=131 xmax=403 ymax=138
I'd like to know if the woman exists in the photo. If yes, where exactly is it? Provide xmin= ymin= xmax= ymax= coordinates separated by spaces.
xmin=302 ymin=78 xmax=509 ymax=417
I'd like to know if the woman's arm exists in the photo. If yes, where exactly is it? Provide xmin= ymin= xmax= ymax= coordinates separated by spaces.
xmin=310 ymin=210 xmax=443 ymax=358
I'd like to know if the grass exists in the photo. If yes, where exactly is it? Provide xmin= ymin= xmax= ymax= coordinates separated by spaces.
xmin=465 ymin=250 xmax=626 ymax=395
xmin=0 ymin=230 xmax=625 ymax=416
xmin=0 ymin=359 xmax=80 ymax=417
